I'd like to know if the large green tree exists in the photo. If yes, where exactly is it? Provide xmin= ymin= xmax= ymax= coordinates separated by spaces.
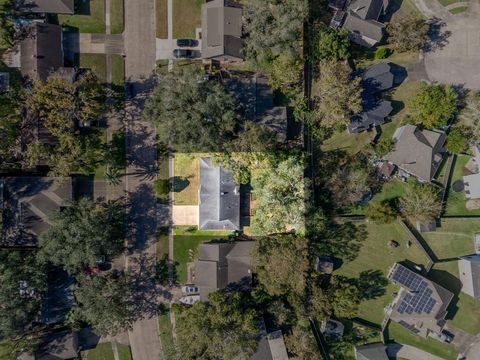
xmin=409 ymin=83 xmax=458 ymax=129
xmin=174 ymin=291 xmax=258 ymax=360
xmin=314 ymin=26 xmax=350 ymax=61
xmin=0 ymin=0 xmax=15 ymax=50
xmin=387 ymin=16 xmax=429 ymax=52
xmin=445 ymin=125 xmax=470 ymax=154
xmin=37 ymin=198 xmax=124 ymax=274
xmin=143 ymin=70 xmax=237 ymax=152
xmin=68 ymin=273 xmax=135 ymax=335
xmin=400 ymin=182 xmax=442 ymax=221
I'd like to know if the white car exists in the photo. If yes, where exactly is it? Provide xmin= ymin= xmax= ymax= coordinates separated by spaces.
xmin=181 ymin=285 xmax=199 ymax=294
xmin=180 ymin=295 xmax=200 ymax=305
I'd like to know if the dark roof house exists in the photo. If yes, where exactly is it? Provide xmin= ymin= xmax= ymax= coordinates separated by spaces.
xmin=17 ymin=0 xmax=75 ymax=14
xmin=384 ymin=125 xmax=446 ymax=182
xmin=199 ymin=157 xmax=240 ymax=231
xmin=387 ymin=263 xmax=453 ymax=338
xmin=201 ymin=0 xmax=244 ymax=62
xmin=251 ymin=329 xmax=289 ymax=360
xmin=194 ymin=241 xmax=254 ymax=301
xmin=20 ymin=23 xmax=64 ymax=81
xmin=342 ymin=0 xmax=389 ymax=47
xmin=348 ymin=100 xmax=392 ymax=133
xmin=458 ymin=255 xmax=480 ymax=299
xmin=354 ymin=342 xmax=389 ymax=360
xmin=0 ymin=177 xmax=72 ymax=247
xmin=361 ymin=63 xmax=395 ymax=93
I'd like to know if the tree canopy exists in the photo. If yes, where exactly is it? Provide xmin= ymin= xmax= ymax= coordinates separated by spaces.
xmin=174 ymin=291 xmax=258 ymax=360
xmin=143 ymin=70 xmax=237 ymax=152
xmin=37 ymin=198 xmax=124 ymax=274
xmin=409 ymin=83 xmax=458 ymax=129
xmin=387 ymin=16 xmax=429 ymax=52
xmin=0 ymin=0 xmax=15 ymax=50
xmin=400 ymin=182 xmax=442 ymax=221
xmin=314 ymin=26 xmax=350 ymax=61
xmin=445 ymin=125 xmax=470 ymax=154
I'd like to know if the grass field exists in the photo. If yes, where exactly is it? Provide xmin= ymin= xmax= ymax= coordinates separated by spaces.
xmin=385 ymin=321 xmax=458 ymax=360
xmin=156 ymin=0 xmax=168 ymax=38
xmin=59 ymin=0 xmax=106 ymax=33
xmin=111 ymin=0 xmax=124 ymax=34
xmin=174 ymin=235 xmax=227 ymax=283
xmin=390 ymin=0 xmax=423 ymax=17
xmin=422 ymin=218 xmax=477 ymax=260
xmin=173 ymin=154 xmax=200 ymax=205
xmin=87 ymin=342 xmax=132 ymax=360
xmin=111 ymin=54 xmax=125 ymax=86
xmin=79 ymin=54 xmax=107 ymax=83
xmin=0 ymin=341 xmax=13 ymax=360
xmin=172 ymin=0 xmax=202 ymax=38
xmin=449 ymin=5 xmax=468 ymax=14
xmin=337 ymin=221 xmax=430 ymax=325
xmin=438 ymin=0 xmax=465 ymax=6
xmin=157 ymin=229 xmax=169 ymax=260
xmin=158 ymin=310 xmax=176 ymax=359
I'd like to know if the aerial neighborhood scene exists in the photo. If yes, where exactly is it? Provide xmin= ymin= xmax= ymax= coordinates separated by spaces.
xmin=1 ymin=0 xmax=480 ymax=359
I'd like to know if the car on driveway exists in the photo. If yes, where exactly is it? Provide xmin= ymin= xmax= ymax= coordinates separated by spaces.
xmin=181 ymin=285 xmax=199 ymax=294
xmin=176 ymin=39 xmax=197 ymax=47
xmin=173 ymin=49 xmax=194 ymax=58
xmin=180 ymin=295 xmax=200 ymax=305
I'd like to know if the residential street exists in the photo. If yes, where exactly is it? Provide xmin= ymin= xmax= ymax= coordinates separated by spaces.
xmin=123 ymin=0 xmax=162 ymax=359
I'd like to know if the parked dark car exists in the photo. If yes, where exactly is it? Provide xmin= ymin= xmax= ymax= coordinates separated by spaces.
xmin=173 ymin=49 xmax=194 ymax=58
xmin=176 ymin=39 xmax=197 ymax=47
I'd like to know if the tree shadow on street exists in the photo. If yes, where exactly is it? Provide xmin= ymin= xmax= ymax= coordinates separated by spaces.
xmin=423 ymin=18 xmax=452 ymax=52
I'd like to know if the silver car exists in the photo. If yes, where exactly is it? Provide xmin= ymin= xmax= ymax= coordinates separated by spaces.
xmin=181 ymin=285 xmax=199 ymax=294
xmin=179 ymin=295 xmax=200 ymax=305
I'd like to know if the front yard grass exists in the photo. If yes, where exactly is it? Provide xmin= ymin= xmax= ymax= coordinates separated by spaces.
xmin=173 ymin=154 xmax=200 ymax=205
xmin=78 ymin=53 xmax=107 ymax=83
xmin=422 ymin=218 xmax=477 ymax=260
xmin=110 ymin=0 xmax=124 ymax=34
xmin=111 ymin=54 xmax=125 ymax=86
xmin=87 ymin=343 xmax=114 ymax=360
xmin=385 ymin=321 xmax=458 ymax=360
xmin=158 ymin=310 xmax=175 ymax=359
xmin=156 ymin=0 xmax=168 ymax=38
xmin=438 ymin=0 xmax=464 ymax=6
xmin=172 ymin=0 xmax=202 ymax=39
xmin=59 ymin=0 xmax=106 ymax=33
xmin=449 ymin=5 xmax=468 ymax=14
xmin=174 ymin=235 xmax=227 ymax=283
xmin=116 ymin=344 xmax=132 ymax=360
xmin=336 ymin=221 xmax=430 ymax=325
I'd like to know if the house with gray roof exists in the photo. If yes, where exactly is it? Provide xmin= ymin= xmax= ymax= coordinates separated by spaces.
xmin=342 ymin=0 xmax=389 ymax=47
xmin=194 ymin=241 xmax=254 ymax=301
xmin=387 ymin=263 xmax=453 ymax=338
xmin=384 ymin=125 xmax=446 ymax=182
xmin=459 ymin=255 xmax=480 ymax=299
xmin=0 ymin=177 xmax=72 ymax=247
xmin=17 ymin=0 xmax=75 ymax=14
xmin=201 ymin=0 xmax=244 ymax=62
xmin=361 ymin=63 xmax=394 ymax=93
xmin=354 ymin=342 xmax=388 ymax=360
xmin=20 ymin=330 xmax=79 ymax=360
xmin=348 ymin=100 xmax=392 ymax=133
xmin=199 ymin=157 xmax=240 ymax=231
xmin=251 ymin=329 xmax=289 ymax=360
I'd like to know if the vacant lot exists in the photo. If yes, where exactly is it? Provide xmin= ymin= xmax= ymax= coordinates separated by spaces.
xmin=59 ymin=0 xmax=106 ymax=33
xmin=337 ymin=221 xmax=430 ymax=325
xmin=172 ymin=0 xmax=202 ymax=38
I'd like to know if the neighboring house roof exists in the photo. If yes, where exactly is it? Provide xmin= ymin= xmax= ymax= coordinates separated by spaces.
xmin=41 ymin=268 xmax=75 ymax=324
xmin=354 ymin=342 xmax=389 ymax=360
xmin=194 ymin=241 xmax=254 ymax=300
xmin=199 ymin=157 xmax=240 ymax=230
xmin=224 ymin=73 xmax=288 ymax=142
xmin=458 ymin=255 xmax=480 ymax=299
xmin=464 ymin=173 xmax=480 ymax=199
xmin=17 ymin=0 xmax=75 ymax=14
xmin=361 ymin=62 xmax=394 ymax=93
xmin=388 ymin=263 xmax=454 ymax=338
xmin=20 ymin=23 xmax=64 ymax=81
xmin=384 ymin=125 xmax=446 ymax=182
xmin=0 ymin=177 xmax=72 ymax=247
xmin=201 ymin=0 xmax=244 ymax=60
xmin=348 ymin=0 xmax=385 ymax=20
xmin=250 ymin=330 xmax=289 ymax=360
xmin=35 ymin=331 xmax=79 ymax=359
xmin=348 ymin=100 xmax=392 ymax=133
xmin=343 ymin=11 xmax=385 ymax=43
xmin=0 ymin=72 xmax=9 ymax=92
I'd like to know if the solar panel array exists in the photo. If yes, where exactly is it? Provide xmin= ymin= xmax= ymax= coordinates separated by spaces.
xmin=390 ymin=265 xmax=437 ymax=315
xmin=398 ymin=320 xmax=420 ymax=334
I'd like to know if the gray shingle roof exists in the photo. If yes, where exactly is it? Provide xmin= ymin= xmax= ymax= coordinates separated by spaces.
xmin=348 ymin=0 xmax=385 ymax=20
xmin=199 ymin=157 xmax=240 ymax=230
xmin=348 ymin=100 xmax=392 ymax=133
xmin=17 ymin=0 xmax=75 ymax=14
xmin=343 ymin=11 xmax=385 ymax=43
xmin=361 ymin=62 xmax=394 ymax=93
xmin=355 ymin=343 xmax=388 ymax=360
xmin=459 ymin=255 xmax=480 ymax=299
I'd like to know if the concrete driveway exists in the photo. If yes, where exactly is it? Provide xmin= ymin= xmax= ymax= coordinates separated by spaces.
xmin=172 ymin=205 xmax=199 ymax=225
xmin=423 ymin=2 xmax=480 ymax=89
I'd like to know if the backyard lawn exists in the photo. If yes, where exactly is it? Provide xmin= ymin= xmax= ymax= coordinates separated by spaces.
xmin=172 ymin=0 xmax=202 ymax=38
xmin=336 ymin=221 xmax=430 ymax=325
xmin=174 ymin=235 xmax=227 ymax=283
xmin=173 ymin=153 xmax=201 ymax=205
xmin=59 ymin=0 xmax=106 ymax=33
xmin=156 ymin=0 xmax=168 ymax=38
xmin=110 ymin=0 xmax=124 ymax=34
xmin=422 ymin=218 xmax=478 ymax=260
xmin=385 ymin=321 xmax=458 ymax=360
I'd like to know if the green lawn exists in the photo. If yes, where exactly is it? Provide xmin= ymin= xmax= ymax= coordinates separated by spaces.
xmin=111 ymin=0 xmax=124 ymax=34
xmin=59 ymin=0 xmax=106 ymax=33
xmin=173 ymin=153 xmax=200 ymax=205
xmin=111 ymin=54 xmax=125 ymax=86
xmin=172 ymin=0 xmax=202 ymax=38
xmin=174 ymin=225 xmax=231 ymax=237
xmin=174 ymin=235 xmax=227 ymax=283
xmin=385 ymin=321 xmax=458 ymax=360
xmin=156 ymin=0 xmax=168 ymax=38
xmin=438 ymin=0 xmax=465 ymax=6
xmin=337 ymin=221 xmax=430 ymax=325
xmin=444 ymin=154 xmax=480 ymax=215
xmin=87 ymin=343 xmax=114 ymax=360
xmin=422 ymin=218 xmax=477 ymax=260
xmin=158 ymin=310 xmax=176 ymax=359
xmin=450 ymin=292 xmax=480 ymax=334
xmin=79 ymin=53 xmax=107 ymax=83
xmin=321 ymin=128 xmax=373 ymax=155
xmin=449 ymin=5 xmax=469 ymax=14
xmin=0 ymin=341 xmax=13 ymax=360
xmin=157 ymin=228 xmax=170 ymax=260
xmin=391 ymin=0 xmax=423 ymax=17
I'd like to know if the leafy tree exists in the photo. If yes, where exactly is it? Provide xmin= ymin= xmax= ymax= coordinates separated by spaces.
xmin=311 ymin=60 xmax=362 ymax=132
xmin=375 ymin=138 xmax=395 ymax=156
xmin=37 ymin=198 xmax=124 ymax=274
xmin=268 ymin=54 xmax=303 ymax=91
xmin=284 ymin=325 xmax=321 ymax=360
xmin=251 ymin=154 xmax=307 ymax=234
xmin=400 ymin=182 xmax=442 ymax=221
xmin=143 ymin=70 xmax=237 ymax=152
xmin=409 ymin=83 xmax=458 ymax=129
xmin=314 ymin=26 xmax=350 ymax=61
xmin=459 ymin=91 xmax=480 ymax=140
xmin=0 ymin=250 xmax=47 ymax=341
xmin=0 ymin=0 xmax=15 ymax=49
xmin=244 ymin=0 xmax=307 ymax=63
xmin=445 ymin=125 xmax=471 ymax=154
xmin=154 ymin=179 xmax=171 ymax=197
xmin=68 ymin=273 xmax=135 ymax=335
xmin=387 ymin=16 xmax=429 ymax=52
xmin=329 ymin=276 xmax=360 ymax=318
xmin=174 ymin=291 xmax=258 ymax=360
xmin=366 ymin=201 xmax=397 ymax=224
xmin=374 ymin=46 xmax=389 ymax=59
xmin=252 ymin=234 xmax=309 ymax=297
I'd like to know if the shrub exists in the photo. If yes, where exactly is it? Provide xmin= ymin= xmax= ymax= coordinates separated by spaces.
xmin=154 ymin=179 xmax=170 ymax=197
xmin=374 ymin=47 xmax=389 ymax=59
